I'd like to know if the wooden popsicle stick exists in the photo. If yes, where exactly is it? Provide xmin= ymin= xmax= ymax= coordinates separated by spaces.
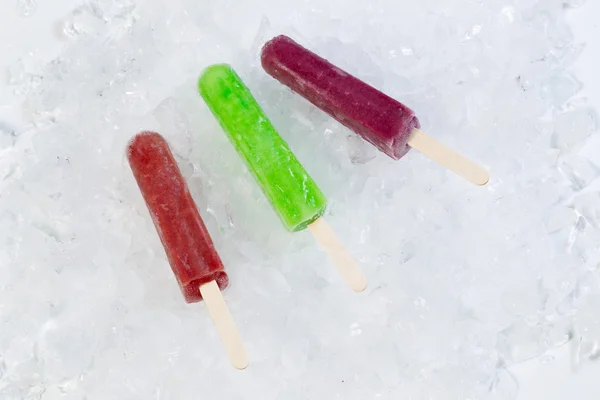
xmin=308 ymin=217 xmax=367 ymax=292
xmin=407 ymin=128 xmax=489 ymax=186
xmin=199 ymin=280 xmax=248 ymax=370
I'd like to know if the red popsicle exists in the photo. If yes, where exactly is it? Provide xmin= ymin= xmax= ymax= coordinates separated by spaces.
xmin=261 ymin=35 xmax=489 ymax=186
xmin=128 ymin=131 xmax=228 ymax=302
xmin=127 ymin=131 xmax=247 ymax=369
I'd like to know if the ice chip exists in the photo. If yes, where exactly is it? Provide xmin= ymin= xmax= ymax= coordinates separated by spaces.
xmin=152 ymin=97 xmax=193 ymax=158
xmin=551 ymin=107 xmax=596 ymax=152
xmin=16 ymin=0 xmax=37 ymax=18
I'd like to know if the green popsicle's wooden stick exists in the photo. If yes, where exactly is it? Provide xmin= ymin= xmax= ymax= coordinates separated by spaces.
xmin=308 ymin=217 xmax=367 ymax=292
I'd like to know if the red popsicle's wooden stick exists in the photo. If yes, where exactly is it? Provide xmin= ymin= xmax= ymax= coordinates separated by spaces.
xmin=408 ymin=128 xmax=489 ymax=186
xmin=308 ymin=217 xmax=367 ymax=292
xmin=199 ymin=280 xmax=248 ymax=370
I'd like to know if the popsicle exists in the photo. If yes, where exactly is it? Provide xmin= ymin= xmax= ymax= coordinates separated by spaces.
xmin=261 ymin=35 xmax=489 ymax=186
xmin=198 ymin=64 xmax=366 ymax=292
xmin=127 ymin=131 xmax=248 ymax=369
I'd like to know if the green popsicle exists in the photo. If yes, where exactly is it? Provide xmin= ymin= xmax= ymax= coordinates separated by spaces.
xmin=198 ymin=64 xmax=327 ymax=232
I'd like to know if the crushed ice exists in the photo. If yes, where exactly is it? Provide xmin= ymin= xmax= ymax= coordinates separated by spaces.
xmin=1 ymin=0 xmax=599 ymax=398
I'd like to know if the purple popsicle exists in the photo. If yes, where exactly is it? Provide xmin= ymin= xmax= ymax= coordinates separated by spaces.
xmin=261 ymin=35 xmax=489 ymax=186
xmin=261 ymin=35 xmax=420 ymax=160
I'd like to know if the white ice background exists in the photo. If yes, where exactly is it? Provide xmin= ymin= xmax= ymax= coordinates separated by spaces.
xmin=1 ymin=0 xmax=600 ymax=399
